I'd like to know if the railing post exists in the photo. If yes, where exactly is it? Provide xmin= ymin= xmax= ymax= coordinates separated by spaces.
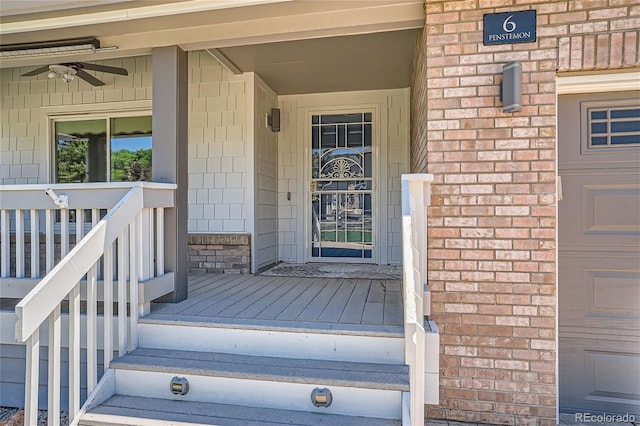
xmin=401 ymin=173 xmax=434 ymax=426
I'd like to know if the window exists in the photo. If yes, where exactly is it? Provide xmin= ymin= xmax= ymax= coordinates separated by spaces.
xmin=54 ymin=115 xmax=152 ymax=183
xmin=587 ymin=105 xmax=640 ymax=148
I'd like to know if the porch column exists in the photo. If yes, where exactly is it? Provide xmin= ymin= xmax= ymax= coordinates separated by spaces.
xmin=152 ymin=45 xmax=188 ymax=302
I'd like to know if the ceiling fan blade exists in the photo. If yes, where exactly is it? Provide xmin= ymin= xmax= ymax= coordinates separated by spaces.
xmin=22 ymin=65 xmax=52 ymax=77
xmin=75 ymin=69 xmax=105 ymax=86
xmin=77 ymin=62 xmax=128 ymax=75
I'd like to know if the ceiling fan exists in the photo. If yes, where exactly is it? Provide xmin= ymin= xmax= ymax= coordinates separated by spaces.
xmin=22 ymin=62 xmax=128 ymax=86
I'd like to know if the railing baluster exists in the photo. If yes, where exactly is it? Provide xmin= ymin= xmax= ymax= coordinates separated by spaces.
xmin=117 ymin=231 xmax=127 ymax=356
xmin=30 ymin=209 xmax=40 ymax=278
xmin=24 ymin=331 xmax=40 ymax=426
xmin=45 ymin=209 xmax=54 ymax=273
xmin=0 ymin=209 xmax=9 ymax=277
xmin=156 ymin=208 xmax=164 ymax=275
xmin=16 ymin=209 xmax=24 ymax=278
xmin=47 ymin=306 xmax=61 ymax=426
xmin=68 ymin=282 xmax=81 ymax=418
xmin=148 ymin=209 xmax=155 ymax=278
xmin=129 ymin=215 xmax=140 ymax=351
xmin=60 ymin=209 xmax=69 ymax=257
xmin=141 ymin=208 xmax=151 ymax=281
xmin=87 ymin=261 xmax=98 ymax=393
xmin=103 ymin=242 xmax=114 ymax=369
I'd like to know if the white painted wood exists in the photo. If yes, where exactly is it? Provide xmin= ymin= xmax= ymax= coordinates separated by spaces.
xmin=0 ymin=210 xmax=8 ymax=278
xmin=71 ymin=369 xmax=116 ymax=426
xmin=15 ymin=209 xmax=24 ymax=278
xmin=155 ymin=208 xmax=164 ymax=275
xmin=61 ymin=209 xmax=69 ymax=257
xmin=30 ymin=209 xmax=39 ymax=279
xmin=129 ymin=214 xmax=140 ymax=351
xmin=24 ymin=331 xmax=40 ymax=426
xmin=138 ymin=322 xmax=404 ymax=364
xmin=47 ymin=306 xmax=61 ymax=426
xmin=103 ymin=245 xmax=114 ymax=369
xmin=114 ymin=369 xmax=402 ymax=419
xmin=87 ymin=262 xmax=98 ymax=394
xmin=401 ymin=392 xmax=410 ymax=426
xmin=15 ymin=187 xmax=144 ymax=341
xmin=140 ymin=208 xmax=151 ymax=280
xmin=68 ymin=283 xmax=81 ymax=419
xmin=557 ymin=71 xmax=640 ymax=95
xmin=424 ymin=320 xmax=439 ymax=405
xmin=117 ymin=231 xmax=127 ymax=356
xmin=400 ymin=174 xmax=435 ymax=421
xmin=45 ymin=209 xmax=54 ymax=273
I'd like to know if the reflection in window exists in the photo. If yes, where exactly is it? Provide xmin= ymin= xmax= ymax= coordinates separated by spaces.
xmin=54 ymin=115 xmax=152 ymax=183
xmin=110 ymin=116 xmax=152 ymax=182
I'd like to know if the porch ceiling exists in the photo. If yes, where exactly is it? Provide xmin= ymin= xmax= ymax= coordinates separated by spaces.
xmin=216 ymin=29 xmax=419 ymax=94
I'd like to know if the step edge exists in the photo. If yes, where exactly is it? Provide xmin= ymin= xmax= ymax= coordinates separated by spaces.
xmin=140 ymin=314 xmax=404 ymax=337
xmin=110 ymin=361 xmax=409 ymax=391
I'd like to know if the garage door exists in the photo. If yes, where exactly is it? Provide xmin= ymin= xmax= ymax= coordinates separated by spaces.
xmin=559 ymin=91 xmax=640 ymax=415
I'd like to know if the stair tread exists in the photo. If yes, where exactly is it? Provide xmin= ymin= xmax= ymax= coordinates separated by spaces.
xmin=81 ymin=394 xmax=401 ymax=426
xmin=140 ymin=313 xmax=405 ymax=337
xmin=110 ymin=347 xmax=409 ymax=391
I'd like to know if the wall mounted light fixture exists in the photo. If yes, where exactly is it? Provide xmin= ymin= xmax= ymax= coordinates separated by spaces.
xmin=500 ymin=61 xmax=522 ymax=113
xmin=266 ymin=108 xmax=281 ymax=133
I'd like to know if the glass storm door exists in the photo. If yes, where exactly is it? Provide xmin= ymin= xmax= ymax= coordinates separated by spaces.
xmin=311 ymin=112 xmax=373 ymax=260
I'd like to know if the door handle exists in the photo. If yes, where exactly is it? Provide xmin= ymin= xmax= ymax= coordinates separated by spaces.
xmin=557 ymin=175 xmax=563 ymax=202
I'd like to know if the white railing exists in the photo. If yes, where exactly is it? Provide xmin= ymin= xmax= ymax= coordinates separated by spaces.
xmin=401 ymin=174 xmax=438 ymax=426
xmin=0 ymin=182 xmax=176 ymax=426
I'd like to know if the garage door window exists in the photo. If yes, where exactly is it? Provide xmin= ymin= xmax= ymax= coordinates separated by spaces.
xmin=586 ymin=103 xmax=640 ymax=148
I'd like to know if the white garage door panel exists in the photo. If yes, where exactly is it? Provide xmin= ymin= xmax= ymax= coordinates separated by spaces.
xmin=559 ymin=91 xmax=640 ymax=416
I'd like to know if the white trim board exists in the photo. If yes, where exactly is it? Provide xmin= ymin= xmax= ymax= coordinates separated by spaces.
xmin=556 ymin=71 xmax=640 ymax=95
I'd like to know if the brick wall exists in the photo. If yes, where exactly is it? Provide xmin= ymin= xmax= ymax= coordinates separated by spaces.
xmin=412 ymin=0 xmax=639 ymax=424
xmin=187 ymin=233 xmax=251 ymax=274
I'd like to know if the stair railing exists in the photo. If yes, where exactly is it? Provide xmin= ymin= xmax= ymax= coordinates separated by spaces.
xmin=401 ymin=174 xmax=434 ymax=426
xmin=4 ymin=182 xmax=175 ymax=426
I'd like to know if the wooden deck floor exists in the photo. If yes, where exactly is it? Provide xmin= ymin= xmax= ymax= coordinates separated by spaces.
xmin=150 ymin=273 xmax=403 ymax=332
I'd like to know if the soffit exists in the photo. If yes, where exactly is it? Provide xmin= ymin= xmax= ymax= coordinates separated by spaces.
xmin=218 ymin=29 xmax=419 ymax=95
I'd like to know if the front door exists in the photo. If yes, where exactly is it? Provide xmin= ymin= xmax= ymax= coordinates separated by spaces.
xmin=310 ymin=112 xmax=374 ymax=261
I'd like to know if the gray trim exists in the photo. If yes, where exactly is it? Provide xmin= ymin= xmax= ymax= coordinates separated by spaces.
xmin=152 ymin=46 xmax=189 ymax=302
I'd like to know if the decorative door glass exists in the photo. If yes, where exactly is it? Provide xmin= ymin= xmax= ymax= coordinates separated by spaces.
xmin=311 ymin=113 xmax=373 ymax=259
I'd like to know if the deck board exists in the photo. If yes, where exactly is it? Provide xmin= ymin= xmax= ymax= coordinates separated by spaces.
xmin=150 ymin=273 xmax=404 ymax=331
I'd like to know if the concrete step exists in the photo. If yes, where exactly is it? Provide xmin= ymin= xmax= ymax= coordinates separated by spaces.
xmin=109 ymin=347 xmax=408 ymax=419
xmin=138 ymin=313 xmax=405 ymax=364
xmin=80 ymin=394 xmax=402 ymax=426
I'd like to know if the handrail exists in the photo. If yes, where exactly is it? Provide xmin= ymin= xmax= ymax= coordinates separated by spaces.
xmin=6 ymin=182 xmax=176 ymax=426
xmin=401 ymin=173 xmax=433 ymax=426
xmin=15 ymin=186 xmax=142 ymax=341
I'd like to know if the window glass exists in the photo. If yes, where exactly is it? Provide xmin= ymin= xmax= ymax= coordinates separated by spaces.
xmin=55 ymin=119 xmax=107 ymax=183
xmin=54 ymin=115 xmax=151 ymax=183
xmin=110 ymin=116 xmax=152 ymax=182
